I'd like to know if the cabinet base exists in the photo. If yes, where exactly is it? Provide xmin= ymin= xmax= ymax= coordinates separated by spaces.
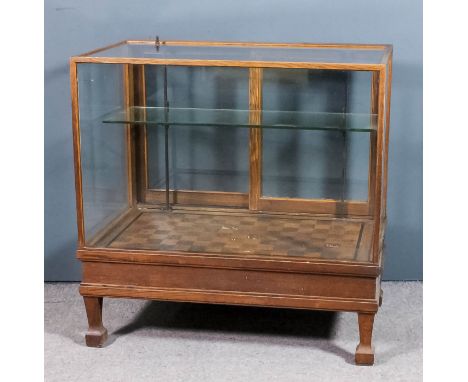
xmin=79 ymin=255 xmax=380 ymax=364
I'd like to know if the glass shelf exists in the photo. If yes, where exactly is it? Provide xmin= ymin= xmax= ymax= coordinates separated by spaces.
xmin=102 ymin=107 xmax=377 ymax=132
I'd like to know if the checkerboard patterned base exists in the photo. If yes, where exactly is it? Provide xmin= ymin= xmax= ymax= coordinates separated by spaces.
xmin=108 ymin=210 xmax=372 ymax=261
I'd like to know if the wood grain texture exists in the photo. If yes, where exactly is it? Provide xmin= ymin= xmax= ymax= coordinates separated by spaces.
xmin=380 ymin=45 xmax=394 ymax=64
xmin=81 ymin=262 xmax=377 ymax=302
xmin=80 ymin=283 xmax=378 ymax=313
xmin=372 ymin=68 xmax=387 ymax=263
xmin=377 ymin=51 xmax=393 ymax=278
xmin=105 ymin=210 xmax=372 ymax=262
xmin=356 ymin=222 xmax=374 ymax=263
xmin=72 ymin=40 xmax=391 ymax=70
xmin=123 ymin=64 xmax=137 ymax=206
xmin=131 ymin=65 xmax=149 ymax=203
xmin=355 ymin=312 xmax=375 ymax=365
xmin=71 ymin=40 xmax=393 ymax=363
xmin=77 ymin=246 xmax=380 ymax=277
xmin=144 ymin=190 xmax=249 ymax=208
xmin=126 ymin=39 xmax=391 ymax=50
xmin=382 ymin=51 xmax=393 ymax=220
xmin=83 ymin=296 xmax=107 ymax=347
xmin=70 ymin=56 xmax=385 ymax=70
xmin=368 ymin=72 xmax=379 ymax=215
xmin=249 ymin=68 xmax=263 ymax=210
xmin=70 ymin=60 xmax=85 ymax=247
xmin=258 ymin=197 xmax=370 ymax=216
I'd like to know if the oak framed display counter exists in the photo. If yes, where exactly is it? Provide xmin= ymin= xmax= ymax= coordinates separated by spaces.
xmin=70 ymin=39 xmax=392 ymax=365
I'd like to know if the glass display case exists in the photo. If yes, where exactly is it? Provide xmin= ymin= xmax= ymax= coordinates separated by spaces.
xmin=70 ymin=39 xmax=392 ymax=365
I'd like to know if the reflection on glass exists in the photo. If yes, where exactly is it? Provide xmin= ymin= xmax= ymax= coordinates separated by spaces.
xmin=89 ymin=43 xmax=386 ymax=64
xmin=261 ymin=69 xmax=372 ymax=201
xmin=144 ymin=66 xmax=249 ymax=192
xmin=77 ymin=63 xmax=129 ymax=241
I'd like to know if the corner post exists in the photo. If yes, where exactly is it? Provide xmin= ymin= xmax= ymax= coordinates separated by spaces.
xmin=70 ymin=59 xmax=85 ymax=246
xmin=249 ymin=67 xmax=263 ymax=210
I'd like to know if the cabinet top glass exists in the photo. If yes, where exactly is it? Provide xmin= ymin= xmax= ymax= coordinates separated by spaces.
xmin=76 ymin=40 xmax=391 ymax=67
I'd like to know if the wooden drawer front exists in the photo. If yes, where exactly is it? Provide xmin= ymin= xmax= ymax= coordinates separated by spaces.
xmin=82 ymin=261 xmax=376 ymax=300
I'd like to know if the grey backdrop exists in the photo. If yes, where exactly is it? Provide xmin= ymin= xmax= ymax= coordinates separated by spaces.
xmin=45 ymin=0 xmax=422 ymax=280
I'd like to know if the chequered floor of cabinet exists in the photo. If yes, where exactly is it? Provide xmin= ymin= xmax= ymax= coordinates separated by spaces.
xmin=108 ymin=210 xmax=372 ymax=261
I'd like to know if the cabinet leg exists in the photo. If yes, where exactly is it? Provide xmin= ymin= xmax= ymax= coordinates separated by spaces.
xmin=83 ymin=296 xmax=108 ymax=347
xmin=379 ymin=289 xmax=383 ymax=307
xmin=355 ymin=312 xmax=375 ymax=365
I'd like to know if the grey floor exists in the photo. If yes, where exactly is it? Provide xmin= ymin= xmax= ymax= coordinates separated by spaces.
xmin=45 ymin=282 xmax=422 ymax=382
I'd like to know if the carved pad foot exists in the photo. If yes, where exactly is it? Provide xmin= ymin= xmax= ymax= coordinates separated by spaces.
xmin=355 ymin=344 xmax=375 ymax=365
xmin=85 ymin=326 xmax=108 ymax=347
xmin=83 ymin=296 xmax=108 ymax=348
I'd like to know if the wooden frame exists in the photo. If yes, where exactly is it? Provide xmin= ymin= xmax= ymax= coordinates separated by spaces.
xmin=72 ymin=40 xmax=390 ymax=71
xmin=124 ymin=53 xmax=378 ymax=217
xmin=249 ymin=67 xmax=263 ymax=210
xmin=70 ymin=40 xmax=392 ymax=365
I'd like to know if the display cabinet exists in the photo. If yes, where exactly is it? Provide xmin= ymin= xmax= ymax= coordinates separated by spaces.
xmin=70 ymin=39 xmax=392 ymax=365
